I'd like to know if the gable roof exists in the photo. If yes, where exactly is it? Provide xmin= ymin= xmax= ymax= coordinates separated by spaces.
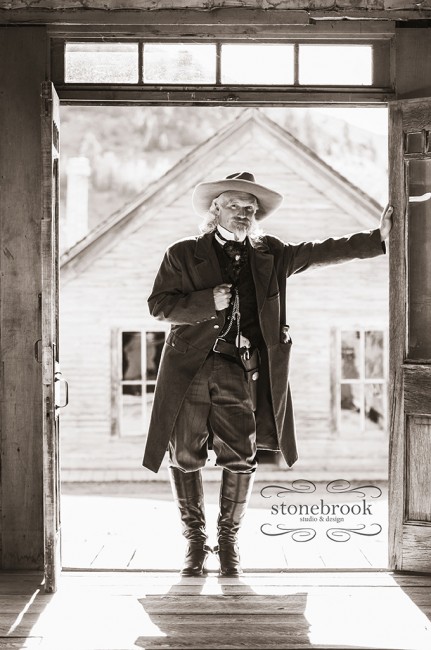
xmin=61 ymin=108 xmax=382 ymax=279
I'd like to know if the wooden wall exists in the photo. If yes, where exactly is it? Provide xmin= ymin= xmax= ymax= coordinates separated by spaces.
xmin=395 ymin=27 xmax=431 ymax=99
xmin=0 ymin=27 xmax=47 ymax=569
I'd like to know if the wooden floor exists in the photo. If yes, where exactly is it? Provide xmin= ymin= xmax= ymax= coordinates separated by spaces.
xmin=1 ymin=571 xmax=431 ymax=649
xmin=61 ymin=481 xmax=389 ymax=570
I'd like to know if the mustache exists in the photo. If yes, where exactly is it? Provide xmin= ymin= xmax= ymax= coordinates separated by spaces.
xmin=233 ymin=217 xmax=251 ymax=225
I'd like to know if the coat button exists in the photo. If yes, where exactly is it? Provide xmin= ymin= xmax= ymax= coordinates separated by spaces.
xmin=211 ymin=316 xmax=216 ymax=319
xmin=252 ymin=371 xmax=259 ymax=381
xmin=214 ymin=325 xmax=219 ymax=329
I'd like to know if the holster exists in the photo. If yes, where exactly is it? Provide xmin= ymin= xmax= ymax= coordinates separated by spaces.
xmin=239 ymin=348 xmax=260 ymax=412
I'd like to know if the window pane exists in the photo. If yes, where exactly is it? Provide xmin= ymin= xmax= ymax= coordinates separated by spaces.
xmin=221 ymin=44 xmax=294 ymax=85
xmin=122 ymin=385 xmax=142 ymax=437
xmin=146 ymin=331 xmax=165 ymax=381
xmin=65 ymin=43 xmax=139 ymax=83
xmin=365 ymin=331 xmax=384 ymax=379
xmin=406 ymin=132 xmax=424 ymax=155
xmin=340 ymin=383 xmax=362 ymax=434
xmin=122 ymin=332 xmax=142 ymax=380
xmin=299 ymin=45 xmax=372 ymax=86
xmin=341 ymin=331 xmax=361 ymax=380
xmin=144 ymin=44 xmax=216 ymax=83
xmin=365 ymin=384 xmax=384 ymax=432
xmin=408 ymin=158 xmax=431 ymax=359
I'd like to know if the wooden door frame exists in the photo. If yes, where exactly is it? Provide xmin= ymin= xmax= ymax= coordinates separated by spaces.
xmin=387 ymin=101 xmax=404 ymax=570
xmin=53 ymin=97 xmax=392 ymax=566
xmin=387 ymin=98 xmax=431 ymax=572
xmin=47 ymin=19 xmax=405 ymax=581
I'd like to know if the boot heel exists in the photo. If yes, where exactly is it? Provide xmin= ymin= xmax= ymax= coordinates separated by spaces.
xmin=181 ymin=543 xmax=213 ymax=576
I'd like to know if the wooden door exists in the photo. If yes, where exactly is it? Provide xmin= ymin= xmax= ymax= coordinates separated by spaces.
xmin=389 ymin=98 xmax=431 ymax=572
xmin=41 ymin=81 xmax=62 ymax=592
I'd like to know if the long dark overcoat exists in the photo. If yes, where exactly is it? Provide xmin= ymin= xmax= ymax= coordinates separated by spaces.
xmin=142 ymin=228 xmax=384 ymax=473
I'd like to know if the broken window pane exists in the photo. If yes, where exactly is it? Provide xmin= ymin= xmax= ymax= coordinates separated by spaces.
xmin=122 ymin=332 xmax=142 ymax=380
xmin=221 ymin=44 xmax=294 ymax=85
xmin=146 ymin=331 xmax=165 ymax=381
xmin=65 ymin=43 xmax=139 ymax=83
xmin=365 ymin=383 xmax=384 ymax=432
xmin=408 ymin=159 xmax=431 ymax=359
xmin=365 ymin=331 xmax=384 ymax=379
xmin=340 ymin=383 xmax=362 ymax=434
xmin=122 ymin=384 xmax=142 ymax=436
xmin=144 ymin=43 xmax=216 ymax=83
xmin=341 ymin=331 xmax=361 ymax=380
xmin=299 ymin=45 xmax=372 ymax=86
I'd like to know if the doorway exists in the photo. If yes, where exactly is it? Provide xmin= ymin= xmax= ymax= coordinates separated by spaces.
xmin=58 ymin=104 xmax=389 ymax=571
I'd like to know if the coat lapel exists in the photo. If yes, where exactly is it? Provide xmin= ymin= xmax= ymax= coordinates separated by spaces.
xmin=194 ymin=232 xmax=223 ymax=288
xmin=249 ymin=239 xmax=275 ymax=314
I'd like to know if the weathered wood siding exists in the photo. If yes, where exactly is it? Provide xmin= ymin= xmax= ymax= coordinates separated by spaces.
xmin=59 ymin=120 xmax=388 ymax=458
xmin=0 ymin=27 xmax=47 ymax=568
xmin=0 ymin=1 xmax=430 ymax=22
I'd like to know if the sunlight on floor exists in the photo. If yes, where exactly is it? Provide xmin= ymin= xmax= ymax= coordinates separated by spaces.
xmin=305 ymin=577 xmax=431 ymax=649
xmin=24 ymin=573 xmax=431 ymax=650
xmin=30 ymin=592 xmax=166 ymax=650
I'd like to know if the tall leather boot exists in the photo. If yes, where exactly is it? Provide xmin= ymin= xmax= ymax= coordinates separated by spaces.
xmin=169 ymin=466 xmax=212 ymax=576
xmin=215 ymin=469 xmax=255 ymax=576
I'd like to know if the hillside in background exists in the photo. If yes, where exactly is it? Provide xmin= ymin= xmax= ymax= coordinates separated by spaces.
xmin=60 ymin=106 xmax=388 ymax=244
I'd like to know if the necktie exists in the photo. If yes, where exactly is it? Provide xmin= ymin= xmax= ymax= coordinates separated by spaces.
xmin=222 ymin=240 xmax=248 ymax=281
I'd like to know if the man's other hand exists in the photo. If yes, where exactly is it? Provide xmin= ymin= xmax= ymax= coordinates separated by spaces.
xmin=380 ymin=204 xmax=393 ymax=241
xmin=213 ymin=284 xmax=232 ymax=311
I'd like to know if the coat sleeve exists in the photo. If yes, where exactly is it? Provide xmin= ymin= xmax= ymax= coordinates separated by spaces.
xmin=283 ymin=228 xmax=385 ymax=277
xmin=148 ymin=244 xmax=218 ymax=325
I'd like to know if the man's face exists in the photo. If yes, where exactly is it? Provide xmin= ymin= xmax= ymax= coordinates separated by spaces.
xmin=215 ymin=191 xmax=258 ymax=237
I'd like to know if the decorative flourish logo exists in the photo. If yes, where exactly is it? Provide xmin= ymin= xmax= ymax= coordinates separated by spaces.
xmin=260 ymin=480 xmax=316 ymax=498
xmin=260 ymin=524 xmax=316 ymax=542
xmin=326 ymin=523 xmax=383 ymax=542
xmin=259 ymin=479 xmax=384 ymax=542
xmin=326 ymin=479 xmax=382 ymax=499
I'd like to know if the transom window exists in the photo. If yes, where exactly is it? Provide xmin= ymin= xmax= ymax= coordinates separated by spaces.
xmin=63 ymin=41 xmax=375 ymax=87
xmin=118 ymin=328 xmax=167 ymax=437
xmin=337 ymin=329 xmax=387 ymax=435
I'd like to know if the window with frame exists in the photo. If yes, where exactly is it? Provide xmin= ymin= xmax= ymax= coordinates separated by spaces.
xmin=119 ymin=327 xmax=167 ymax=437
xmin=336 ymin=329 xmax=387 ymax=435
xmin=63 ymin=41 xmax=373 ymax=87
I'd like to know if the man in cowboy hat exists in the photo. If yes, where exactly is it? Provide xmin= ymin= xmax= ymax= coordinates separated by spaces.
xmin=143 ymin=171 xmax=393 ymax=576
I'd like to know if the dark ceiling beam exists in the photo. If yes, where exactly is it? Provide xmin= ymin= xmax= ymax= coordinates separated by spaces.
xmin=1 ymin=7 xmax=431 ymax=25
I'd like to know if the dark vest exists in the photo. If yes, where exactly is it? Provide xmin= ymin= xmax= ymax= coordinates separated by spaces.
xmin=213 ymin=235 xmax=263 ymax=349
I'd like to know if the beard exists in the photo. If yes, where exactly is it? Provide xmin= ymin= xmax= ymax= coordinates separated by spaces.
xmin=232 ymin=218 xmax=251 ymax=231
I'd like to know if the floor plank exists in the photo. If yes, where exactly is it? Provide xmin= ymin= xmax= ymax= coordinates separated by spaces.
xmin=1 ymin=571 xmax=431 ymax=650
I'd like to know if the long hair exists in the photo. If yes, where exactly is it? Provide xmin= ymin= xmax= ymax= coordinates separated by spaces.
xmin=199 ymin=198 xmax=264 ymax=246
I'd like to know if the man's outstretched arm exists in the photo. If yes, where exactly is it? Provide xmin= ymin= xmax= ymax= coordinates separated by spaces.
xmin=284 ymin=204 xmax=393 ymax=277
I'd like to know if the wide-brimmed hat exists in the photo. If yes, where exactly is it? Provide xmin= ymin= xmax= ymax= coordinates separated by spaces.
xmin=192 ymin=171 xmax=283 ymax=220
